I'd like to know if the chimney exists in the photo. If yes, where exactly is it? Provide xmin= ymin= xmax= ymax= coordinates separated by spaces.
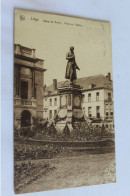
xmin=106 ymin=72 xmax=111 ymax=81
xmin=53 ymin=79 xmax=57 ymax=91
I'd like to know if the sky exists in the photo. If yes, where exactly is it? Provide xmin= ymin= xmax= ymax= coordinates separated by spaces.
xmin=14 ymin=9 xmax=113 ymax=86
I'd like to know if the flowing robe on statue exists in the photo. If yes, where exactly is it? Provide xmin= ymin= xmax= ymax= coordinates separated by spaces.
xmin=65 ymin=51 xmax=79 ymax=82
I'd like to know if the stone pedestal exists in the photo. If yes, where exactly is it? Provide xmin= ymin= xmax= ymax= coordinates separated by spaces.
xmin=56 ymin=82 xmax=84 ymax=132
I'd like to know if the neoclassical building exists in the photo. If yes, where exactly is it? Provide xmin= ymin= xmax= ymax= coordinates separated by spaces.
xmin=14 ymin=44 xmax=46 ymax=127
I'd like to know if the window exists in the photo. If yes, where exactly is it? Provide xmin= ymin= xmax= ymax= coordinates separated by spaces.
xmin=96 ymin=92 xmax=99 ymax=101
xmin=96 ymin=106 xmax=100 ymax=111
xmin=88 ymin=107 xmax=92 ymax=118
xmin=97 ymin=113 xmax=100 ymax=118
xmin=110 ymin=112 xmax=113 ymax=116
xmin=50 ymin=98 xmax=52 ymax=106
xmin=89 ymin=84 xmax=94 ymax=89
xmin=106 ymin=104 xmax=108 ymax=109
xmin=105 ymin=124 xmax=108 ymax=128
xmin=54 ymin=98 xmax=57 ymax=106
xmin=49 ymin=110 xmax=52 ymax=119
xmin=106 ymin=112 xmax=109 ymax=116
xmin=44 ymin=98 xmax=47 ymax=106
xmin=108 ymin=93 xmax=111 ymax=100
xmin=88 ymin=93 xmax=91 ymax=102
xmin=110 ymin=103 xmax=113 ymax=109
xmin=21 ymin=81 xmax=28 ymax=99
xmin=54 ymin=110 xmax=57 ymax=117
xmin=44 ymin=110 xmax=47 ymax=119
xmin=82 ymin=94 xmax=85 ymax=102
xmin=96 ymin=106 xmax=100 ymax=118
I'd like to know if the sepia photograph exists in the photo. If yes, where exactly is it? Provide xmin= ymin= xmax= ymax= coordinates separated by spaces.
xmin=14 ymin=9 xmax=116 ymax=194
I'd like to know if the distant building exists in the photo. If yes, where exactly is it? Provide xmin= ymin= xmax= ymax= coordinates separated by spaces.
xmin=81 ymin=73 xmax=114 ymax=121
xmin=43 ymin=73 xmax=114 ymax=124
xmin=14 ymin=44 xmax=46 ymax=127
xmin=44 ymin=79 xmax=60 ymax=120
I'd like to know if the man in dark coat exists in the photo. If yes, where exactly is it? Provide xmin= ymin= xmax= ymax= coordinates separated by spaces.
xmin=65 ymin=46 xmax=80 ymax=83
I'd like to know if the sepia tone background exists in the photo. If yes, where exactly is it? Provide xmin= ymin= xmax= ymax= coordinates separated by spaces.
xmin=1 ymin=0 xmax=130 ymax=196
xmin=14 ymin=9 xmax=112 ymax=86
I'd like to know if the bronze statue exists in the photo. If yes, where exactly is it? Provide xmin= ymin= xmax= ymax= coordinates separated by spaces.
xmin=65 ymin=46 xmax=80 ymax=83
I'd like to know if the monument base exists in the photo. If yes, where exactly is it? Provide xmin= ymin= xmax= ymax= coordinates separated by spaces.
xmin=55 ymin=82 xmax=85 ymax=132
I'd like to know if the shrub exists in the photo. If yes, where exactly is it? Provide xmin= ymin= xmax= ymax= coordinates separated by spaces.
xmin=63 ymin=124 xmax=70 ymax=136
xmin=48 ymin=123 xmax=57 ymax=134
xmin=19 ymin=126 xmax=35 ymax=138
xmin=32 ymin=116 xmax=48 ymax=133
xmin=14 ymin=122 xmax=21 ymax=139
xmin=14 ymin=142 xmax=62 ymax=161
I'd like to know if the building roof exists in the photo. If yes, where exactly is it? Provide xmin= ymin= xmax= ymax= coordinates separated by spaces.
xmin=45 ymin=74 xmax=113 ymax=96
xmin=14 ymin=44 xmax=47 ymax=72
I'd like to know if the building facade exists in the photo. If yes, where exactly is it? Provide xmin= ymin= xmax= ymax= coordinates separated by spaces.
xmin=44 ymin=79 xmax=60 ymax=120
xmin=82 ymin=87 xmax=113 ymax=120
xmin=14 ymin=44 xmax=46 ymax=127
xmin=43 ymin=73 xmax=114 ymax=125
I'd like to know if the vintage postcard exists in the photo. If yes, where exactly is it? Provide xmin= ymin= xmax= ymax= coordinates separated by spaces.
xmin=14 ymin=9 xmax=116 ymax=194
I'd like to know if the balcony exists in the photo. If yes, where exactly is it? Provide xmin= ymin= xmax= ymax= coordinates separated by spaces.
xmin=105 ymin=116 xmax=114 ymax=121
xmin=104 ymin=98 xmax=113 ymax=102
xmin=21 ymin=99 xmax=33 ymax=105
xmin=14 ymin=97 xmax=36 ymax=107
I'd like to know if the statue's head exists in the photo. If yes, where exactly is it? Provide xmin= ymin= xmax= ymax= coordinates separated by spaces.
xmin=70 ymin=46 xmax=74 ymax=51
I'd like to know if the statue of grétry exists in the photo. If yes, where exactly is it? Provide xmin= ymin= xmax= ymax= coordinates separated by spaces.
xmin=65 ymin=46 xmax=80 ymax=83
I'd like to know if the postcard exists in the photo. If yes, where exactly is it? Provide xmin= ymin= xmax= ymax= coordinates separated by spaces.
xmin=14 ymin=9 xmax=116 ymax=194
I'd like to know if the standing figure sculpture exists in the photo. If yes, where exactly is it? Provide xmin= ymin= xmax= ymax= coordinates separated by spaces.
xmin=65 ymin=46 xmax=80 ymax=83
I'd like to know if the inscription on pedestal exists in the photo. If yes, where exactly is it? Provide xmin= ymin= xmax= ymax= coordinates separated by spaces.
xmin=61 ymin=95 xmax=67 ymax=107
xmin=73 ymin=95 xmax=81 ymax=107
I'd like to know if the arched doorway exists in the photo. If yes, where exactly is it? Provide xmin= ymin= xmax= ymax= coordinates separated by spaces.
xmin=21 ymin=110 xmax=31 ymax=127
